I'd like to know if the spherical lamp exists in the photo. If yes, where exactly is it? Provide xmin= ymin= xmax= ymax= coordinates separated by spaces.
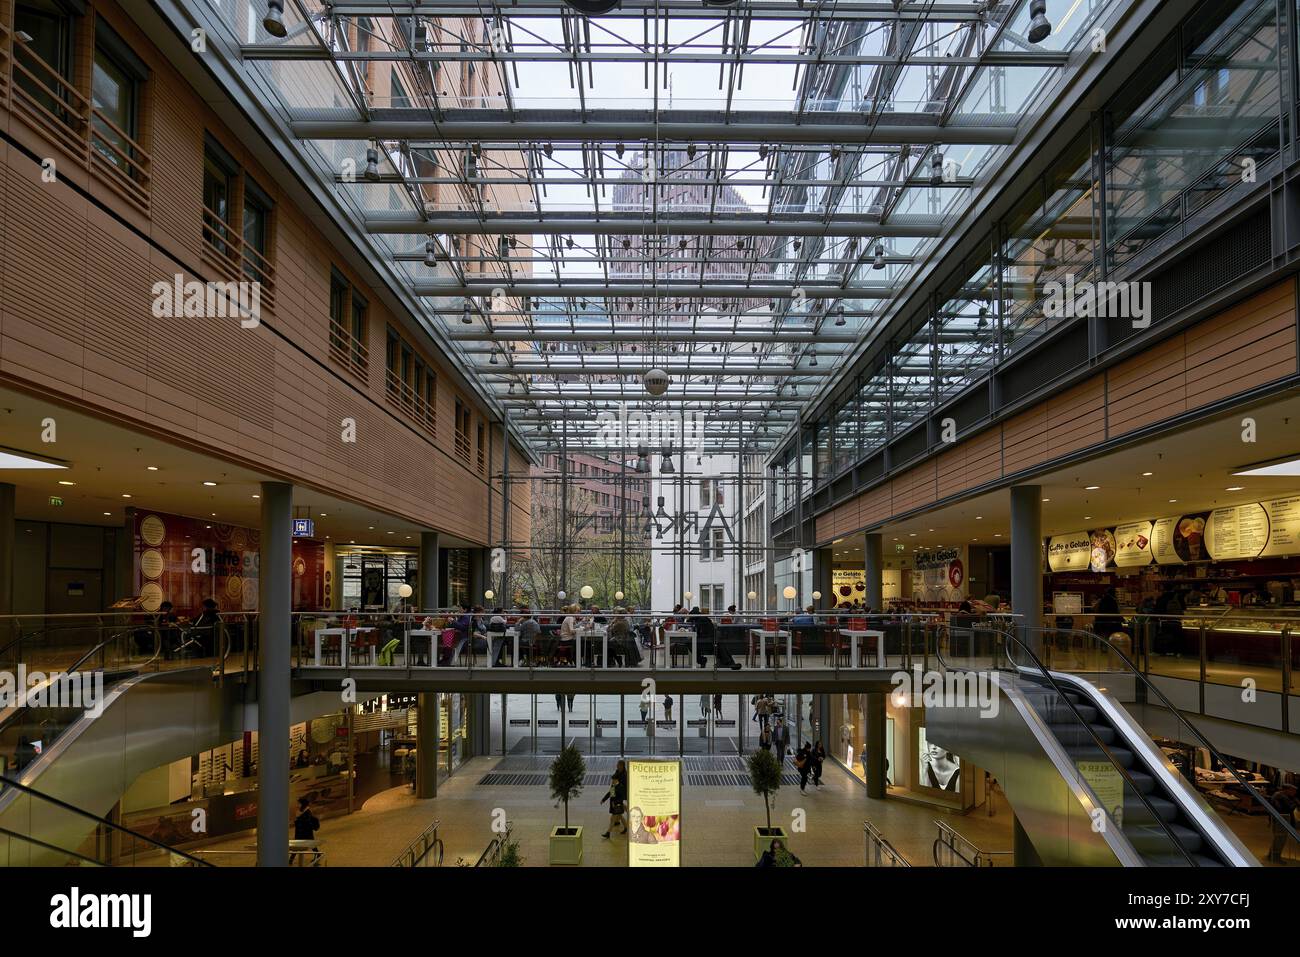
xmin=580 ymin=585 xmax=594 ymax=600
xmin=557 ymin=590 xmax=567 ymax=602
xmin=746 ymin=591 xmax=757 ymax=602
xmin=643 ymin=368 xmax=670 ymax=397
xmin=684 ymin=591 xmax=693 ymax=602
xmin=782 ymin=585 xmax=797 ymax=601
xmin=484 ymin=589 xmax=495 ymax=601
xmin=398 ymin=584 xmax=413 ymax=599
xmin=812 ymin=590 xmax=822 ymax=601
xmin=614 ymin=590 xmax=625 ymax=601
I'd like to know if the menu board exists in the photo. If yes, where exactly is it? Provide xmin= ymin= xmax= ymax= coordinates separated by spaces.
xmin=1151 ymin=517 xmax=1182 ymax=565
xmin=1047 ymin=532 xmax=1091 ymax=572
xmin=1113 ymin=521 xmax=1154 ymax=567
xmin=1261 ymin=496 xmax=1300 ymax=557
xmin=1204 ymin=503 xmax=1269 ymax=560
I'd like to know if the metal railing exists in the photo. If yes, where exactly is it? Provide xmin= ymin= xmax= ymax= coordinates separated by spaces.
xmin=863 ymin=820 xmax=910 ymax=867
xmin=475 ymin=822 xmax=514 ymax=867
xmin=932 ymin=820 xmax=1011 ymax=867
xmin=392 ymin=819 xmax=443 ymax=867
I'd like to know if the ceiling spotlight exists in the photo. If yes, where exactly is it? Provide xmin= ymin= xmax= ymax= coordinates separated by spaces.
xmin=424 ymin=237 xmax=438 ymax=268
xmin=686 ymin=143 xmax=697 ymax=160
xmin=659 ymin=448 xmax=675 ymax=475
xmin=930 ymin=150 xmax=944 ymax=186
xmin=834 ymin=305 xmax=846 ymax=326
xmin=759 ymin=143 xmax=769 ymax=160
xmin=543 ymin=142 xmax=553 ymax=158
xmin=872 ymin=243 xmax=886 ymax=269
xmin=736 ymin=239 xmax=746 ymax=250
xmin=364 ymin=144 xmax=380 ymax=181
xmin=462 ymin=302 xmax=472 ymax=324
xmin=830 ymin=146 xmax=841 ymax=161
xmin=1027 ymin=0 xmax=1052 ymax=43
xmin=262 ymin=0 xmax=287 ymax=38
xmin=809 ymin=353 xmax=818 ymax=366
xmin=565 ymin=236 xmax=574 ymax=249
xmin=792 ymin=239 xmax=801 ymax=252
xmin=678 ymin=238 xmax=688 ymax=250
xmin=615 ymin=142 xmax=625 ymax=158
xmin=489 ymin=351 xmax=499 ymax=365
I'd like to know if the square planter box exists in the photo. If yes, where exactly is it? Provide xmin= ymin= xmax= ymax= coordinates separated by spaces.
xmin=549 ymin=826 xmax=583 ymax=865
xmin=754 ymin=826 xmax=788 ymax=861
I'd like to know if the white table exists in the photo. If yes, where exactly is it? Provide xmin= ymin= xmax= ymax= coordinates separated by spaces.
xmin=750 ymin=628 xmax=792 ymax=668
xmin=408 ymin=629 xmax=437 ymax=667
xmin=664 ymin=628 xmax=697 ymax=669
xmin=578 ymin=627 xmax=609 ymax=668
xmin=314 ymin=628 xmax=346 ymax=666
xmin=842 ymin=629 xmax=886 ymax=668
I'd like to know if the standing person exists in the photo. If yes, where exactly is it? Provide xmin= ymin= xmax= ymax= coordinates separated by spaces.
xmin=1266 ymin=784 xmax=1298 ymax=863
xmin=699 ymin=693 xmax=711 ymax=718
xmin=759 ymin=725 xmax=772 ymax=753
xmin=794 ymin=743 xmax=812 ymax=793
xmin=639 ymin=695 xmax=649 ymax=724
xmin=293 ymin=797 xmax=321 ymax=865
xmin=756 ymin=694 xmax=772 ymax=730
xmin=601 ymin=760 xmax=629 ymax=839
xmin=712 ymin=693 xmax=723 ymax=720
xmin=771 ymin=715 xmax=789 ymax=766
xmin=812 ymin=740 xmax=826 ymax=788
xmin=692 ymin=606 xmax=740 ymax=669
xmin=662 ymin=695 xmax=674 ymax=722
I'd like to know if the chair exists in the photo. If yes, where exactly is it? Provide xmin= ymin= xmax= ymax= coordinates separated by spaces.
xmin=320 ymin=631 xmax=341 ymax=666
xmin=669 ymin=637 xmax=691 ymax=668
xmin=350 ymin=628 xmax=377 ymax=665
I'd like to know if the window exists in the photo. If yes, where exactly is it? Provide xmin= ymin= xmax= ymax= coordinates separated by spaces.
xmin=203 ymin=138 xmax=236 ymax=256
xmin=13 ymin=1 xmax=75 ymax=122
xmin=390 ymin=68 xmax=410 ymax=108
xmin=454 ymin=399 xmax=471 ymax=462
xmin=475 ymin=423 xmax=484 ymax=473
xmin=385 ymin=325 xmax=436 ymax=432
xmin=91 ymin=21 xmax=144 ymax=178
xmin=699 ymin=478 xmax=712 ymax=508
xmin=242 ymin=178 xmax=273 ymax=284
xmin=329 ymin=269 xmax=368 ymax=379
xmin=711 ymin=527 xmax=725 ymax=562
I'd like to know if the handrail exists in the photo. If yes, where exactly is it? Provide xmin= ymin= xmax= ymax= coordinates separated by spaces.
xmin=932 ymin=820 xmax=1011 ymax=867
xmin=0 ymin=775 xmax=213 ymax=866
xmin=1045 ymin=625 xmax=1300 ymax=848
xmin=938 ymin=622 xmax=1199 ymax=865
xmin=863 ymin=820 xmax=910 ymax=867
xmin=474 ymin=822 xmax=513 ymax=867
xmin=392 ymin=819 xmax=443 ymax=867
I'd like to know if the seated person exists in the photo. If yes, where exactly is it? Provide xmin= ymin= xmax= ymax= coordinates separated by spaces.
xmin=187 ymin=598 xmax=222 ymax=656
xmin=693 ymin=607 xmax=740 ymax=669
xmin=151 ymin=601 xmax=180 ymax=658
xmin=789 ymin=604 xmax=816 ymax=627
xmin=516 ymin=612 xmax=541 ymax=664
xmin=607 ymin=609 xmax=642 ymax=667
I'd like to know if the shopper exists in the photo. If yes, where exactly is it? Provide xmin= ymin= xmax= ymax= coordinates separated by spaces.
xmin=756 ymin=694 xmax=772 ymax=729
xmin=692 ymin=606 xmax=740 ymax=669
xmin=662 ymin=694 xmax=674 ymax=722
xmin=794 ymin=743 xmax=812 ymax=792
xmin=771 ymin=715 xmax=790 ymax=765
xmin=293 ymin=797 xmax=321 ymax=865
xmin=812 ymin=740 xmax=826 ymax=788
xmin=1093 ymin=586 xmax=1124 ymax=639
xmin=712 ymin=693 xmax=723 ymax=720
xmin=759 ymin=725 xmax=772 ymax=753
xmin=601 ymin=760 xmax=629 ymax=839
xmin=699 ymin=693 xmax=711 ymax=718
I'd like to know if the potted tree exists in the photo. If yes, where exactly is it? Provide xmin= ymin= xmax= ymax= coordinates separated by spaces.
xmin=548 ymin=744 xmax=586 ymax=865
xmin=747 ymin=746 xmax=787 ymax=861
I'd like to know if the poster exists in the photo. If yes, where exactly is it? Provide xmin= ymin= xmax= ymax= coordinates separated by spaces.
xmin=1205 ymin=503 xmax=1269 ymax=560
xmin=910 ymin=546 xmax=967 ymax=603
xmin=1113 ymin=522 xmax=1154 ymax=567
xmin=1077 ymin=760 xmax=1124 ymax=828
xmin=918 ymin=726 xmax=960 ymax=794
xmin=135 ymin=510 xmax=260 ymax=614
xmin=1151 ymin=516 xmax=1185 ymax=565
xmin=1046 ymin=532 xmax=1091 ymax=572
xmin=1261 ymin=496 xmax=1300 ymax=556
xmin=627 ymin=760 xmax=681 ymax=867
xmin=831 ymin=568 xmax=867 ymax=607
xmin=1087 ymin=528 xmax=1117 ymax=572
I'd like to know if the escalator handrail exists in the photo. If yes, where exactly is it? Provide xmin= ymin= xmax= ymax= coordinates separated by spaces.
xmin=1047 ymin=625 xmax=1300 ymax=846
xmin=0 ymin=774 xmax=214 ymax=866
xmin=0 ymin=825 xmax=106 ymax=867
xmin=938 ymin=622 xmax=1198 ymax=865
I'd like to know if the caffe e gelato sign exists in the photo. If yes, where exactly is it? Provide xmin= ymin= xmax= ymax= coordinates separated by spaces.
xmin=1047 ymin=533 xmax=1092 ymax=572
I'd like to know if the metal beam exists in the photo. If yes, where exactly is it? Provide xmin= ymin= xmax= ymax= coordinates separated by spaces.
xmin=291 ymin=110 xmax=1019 ymax=146
xmin=417 ymin=281 xmax=895 ymax=298
xmin=375 ymin=213 xmax=943 ymax=237
xmin=315 ymin=1 xmax=990 ymax=23
xmin=447 ymin=329 xmax=860 ymax=343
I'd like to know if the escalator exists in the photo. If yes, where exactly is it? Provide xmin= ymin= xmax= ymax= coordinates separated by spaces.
xmin=928 ymin=624 xmax=1294 ymax=866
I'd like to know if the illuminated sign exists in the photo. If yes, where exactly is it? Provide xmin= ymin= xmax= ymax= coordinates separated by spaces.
xmin=293 ymin=518 xmax=315 ymax=537
xmin=627 ymin=760 xmax=681 ymax=867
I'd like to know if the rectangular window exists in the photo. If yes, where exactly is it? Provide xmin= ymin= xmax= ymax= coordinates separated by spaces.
xmin=242 ymin=178 xmax=273 ymax=285
xmin=328 ymin=269 xmax=368 ymax=379
xmin=390 ymin=68 xmax=410 ymax=108
xmin=91 ymin=22 xmax=144 ymax=178
xmin=711 ymin=527 xmax=725 ymax=562
xmin=13 ymin=2 xmax=75 ymax=123
xmin=476 ymin=423 xmax=486 ymax=474
xmin=454 ymin=400 xmax=471 ymax=462
xmin=699 ymin=478 xmax=712 ymax=509
xmin=203 ymin=141 xmax=235 ymax=256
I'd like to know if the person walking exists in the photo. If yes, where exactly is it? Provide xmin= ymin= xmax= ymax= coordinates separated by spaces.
xmin=639 ymin=696 xmax=649 ymax=724
xmin=771 ymin=716 xmax=789 ymax=767
xmin=699 ymin=693 xmax=711 ymax=719
xmin=794 ymin=743 xmax=812 ymax=793
xmin=811 ymin=740 xmax=826 ymax=788
xmin=662 ymin=695 xmax=674 ymax=722
xmin=756 ymin=694 xmax=772 ymax=730
xmin=712 ymin=693 xmax=723 ymax=720
xmin=759 ymin=725 xmax=772 ymax=753
xmin=1266 ymin=784 xmax=1298 ymax=863
xmin=601 ymin=760 xmax=629 ymax=839
xmin=293 ymin=797 xmax=322 ymax=865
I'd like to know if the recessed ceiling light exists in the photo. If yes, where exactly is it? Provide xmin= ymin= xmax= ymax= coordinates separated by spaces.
xmin=147 ymin=466 xmax=159 ymax=471
xmin=1042 ymin=497 xmax=1051 ymax=502
xmin=909 ymin=533 xmax=916 ymax=537
xmin=1168 ymin=498 xmax=1178 ymax=503
xmin=1142 ymin=472 xmax=1153 ymax=477
xmin=205 ymin=525 xmax=211 ymax=529
xmin=1225 ymin=486 xmax=1244 ymax=492
xmin=387 ymin=531 xmax=394 ymax=535
xmin=975 ymin=515 xmax=983 ymax=520
xmin=994 ymin=533 xmax=1002 ymax=537
xmin=1085 ymin=485 xmax=1100 ymax=490
xmin=203 ymin=481 xmax=218 ymax=487
xmin=103 ymin=511 xmax=111 ymax=516
xmin=211 ymin=512 xmax=217 ymax=517
xmin=252 ymin=494 xmax=260 ymax=499
xmin=320 ymin=512 xmax=327 ymax=517
xmin=57 ymin=480 xmax=75 ymax=486
xmin=122 ymin=493 xmax=132 ymax=499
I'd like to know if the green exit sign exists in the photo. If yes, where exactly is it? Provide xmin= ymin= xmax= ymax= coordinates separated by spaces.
xmin=895 ymin=543 xmax=905 ymax=553
xmin=48 ymin=496 xmax=63 ymax=507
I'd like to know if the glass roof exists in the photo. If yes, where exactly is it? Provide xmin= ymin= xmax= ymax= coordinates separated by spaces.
xmin=198 ymin=0 xmax=1113 ymax=455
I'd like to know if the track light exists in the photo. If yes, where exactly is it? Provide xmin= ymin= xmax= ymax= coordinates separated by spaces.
xmin=759 ymin=143 xmax=768 ymax=160
xmin=1027 ymin=0 xmax=1052 ymax=43
xmin=834 ymin=305 xmax=846 ymax=326
xmin=566 ymin=236 xmax=574 ymax=248
xmin=616 ymin=142 xmax=625 ymax=158
xmin=424 ymin=238 xmax=438 ymax=268
xmin=461 ymin=302 xmax=472 ymax=324
xmin=364 ymin=145 xmax=380 ymax=181
xmin=543 ymin=142 xmax=553 ymax=158
xmin=686 ymin=143 xmax=697 ymax=160
xmin=499 ymin=236 xmax=510 ymax=258
xmin=873 ymin=243 xmax=886 ymax=269
xmin=262 ymin=0 xmax=287 ymax=37
xmin=930 ymin=150 xmax=944 ymax=186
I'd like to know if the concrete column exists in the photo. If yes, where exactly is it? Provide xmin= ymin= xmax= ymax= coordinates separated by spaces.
xmin=257 ymin=481 xmax=292 ymax=867
xmin=419 ymin=532 xmax=440 ymax=611
xmin=0 ymin=483 xmax=14 ymax=616
xmin=1009 ymin=485 xmax=1044 ymax=658
xmin=471 ymin=694 xmax=491 ymax=756
xmin=416 ymin=691 xmax=439 ymax=798
xmin=813 ymin=547 xmax=833 ymax=610
xmin=468 ymin=548 xmax=485 ymax=606
xmin=864 ymin=533 xmax=884 ymax=613
xmin=863 ymin=692 xmax=887 ymax=799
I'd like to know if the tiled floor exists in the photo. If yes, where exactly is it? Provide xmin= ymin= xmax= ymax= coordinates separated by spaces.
xmin=191 ymin=754 xmax=1013 ymax=867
